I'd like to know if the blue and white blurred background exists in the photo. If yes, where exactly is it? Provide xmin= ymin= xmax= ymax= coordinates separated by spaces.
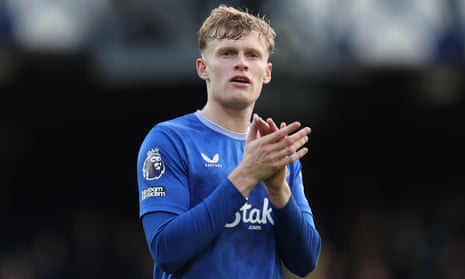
xmin=1 ymin=1 xmax=464 ymax=278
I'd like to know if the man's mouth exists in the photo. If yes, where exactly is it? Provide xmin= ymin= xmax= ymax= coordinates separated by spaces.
xmin=230 ymin=75 xmax=251 ymax=84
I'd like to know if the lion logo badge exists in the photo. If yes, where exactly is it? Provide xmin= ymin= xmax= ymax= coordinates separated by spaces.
xmin=142 ymin=149 xmax=165 ymax=180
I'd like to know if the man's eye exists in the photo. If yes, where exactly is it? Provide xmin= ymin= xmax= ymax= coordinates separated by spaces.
xmin=247 ymin=53 xmax=258 ymax=58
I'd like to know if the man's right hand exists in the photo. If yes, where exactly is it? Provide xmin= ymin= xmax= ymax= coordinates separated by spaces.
xmin=228 ymin=114 xmax=311 ymax=199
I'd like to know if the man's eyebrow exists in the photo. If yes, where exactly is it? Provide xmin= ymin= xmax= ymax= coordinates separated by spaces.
xmin=216 ymin=46 xmax=236 ymax=52
xmin=216 ymin=45 xmax=263 ymax=54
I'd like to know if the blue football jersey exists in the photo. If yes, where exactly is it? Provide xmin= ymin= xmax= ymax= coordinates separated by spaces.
xmin=137 ymin=111 xmax=315 ymax=279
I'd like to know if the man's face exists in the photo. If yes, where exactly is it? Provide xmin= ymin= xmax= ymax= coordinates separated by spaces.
xmin=196 ymin=31 xmax=272 ymax=110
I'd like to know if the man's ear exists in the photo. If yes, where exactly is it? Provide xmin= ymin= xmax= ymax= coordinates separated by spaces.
xmin=196 ymin=58 xmax=209 ymax=81
xmin=263 ymin=62 xmax=272 ymax=84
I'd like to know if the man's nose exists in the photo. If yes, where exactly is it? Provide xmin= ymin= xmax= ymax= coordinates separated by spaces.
xmin=234 ymin=53 xmax=248 ymax=70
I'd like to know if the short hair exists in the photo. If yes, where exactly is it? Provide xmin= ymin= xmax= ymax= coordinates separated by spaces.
xmin=198 ymin=5 xmax=276 ymax=56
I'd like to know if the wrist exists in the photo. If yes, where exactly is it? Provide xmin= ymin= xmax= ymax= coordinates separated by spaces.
xmin=228 ymin=166 xmax=259 ymax=198
xmin=265 ymin=183 xmax=291 ymax=209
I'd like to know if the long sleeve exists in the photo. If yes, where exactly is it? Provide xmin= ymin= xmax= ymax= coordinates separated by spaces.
xmin=142 ymin=179 xmax=246 ymax=274
xmin=273 ymin=195 xmax=322 ymax=277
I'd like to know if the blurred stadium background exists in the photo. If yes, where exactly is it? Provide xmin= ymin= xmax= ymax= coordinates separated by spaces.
xmin=1 ymin=0 xmax=464 ymax=278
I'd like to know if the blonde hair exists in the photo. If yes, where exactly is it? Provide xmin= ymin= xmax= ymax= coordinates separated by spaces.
xmin=198 ymin=5 xmax=276 ymax=56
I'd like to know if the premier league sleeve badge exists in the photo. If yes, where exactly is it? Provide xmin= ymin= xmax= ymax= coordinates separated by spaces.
xmin=142 ymin=148 xmax=166 ymax=180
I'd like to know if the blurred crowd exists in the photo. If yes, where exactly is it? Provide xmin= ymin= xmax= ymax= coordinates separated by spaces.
xmin=1 ymin=0 xmax=464 ymax=83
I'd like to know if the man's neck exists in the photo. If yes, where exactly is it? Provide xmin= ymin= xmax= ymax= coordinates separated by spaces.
xmin=200 ymin=104 xmax=253 ymax=133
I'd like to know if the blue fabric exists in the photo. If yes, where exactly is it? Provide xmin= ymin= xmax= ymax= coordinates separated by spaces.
xmin=137 ymin=111 xmax=321 ymax=278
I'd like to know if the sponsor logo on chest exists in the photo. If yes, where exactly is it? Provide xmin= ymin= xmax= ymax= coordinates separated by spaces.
xmin=225 ymin=198 xmax=274 ymax=230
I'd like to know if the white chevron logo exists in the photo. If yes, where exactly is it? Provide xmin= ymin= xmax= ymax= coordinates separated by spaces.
xmin=201 ymin=153 xmax=220 ymax=164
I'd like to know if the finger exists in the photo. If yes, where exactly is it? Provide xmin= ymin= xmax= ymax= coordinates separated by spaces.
xmin=284 ymin=127 xmax=311 ymax=150
xmin=255 ymin=115 xmax=271 ymax=135
xmin=271 ymin=146 xmax=309 ymax=169
xmin=274 ymin=133 xmax=309 ymax=158
xmin=268 ymin=126 xmax=311 ymax=158
xmin=286 ymin=147 xmax=309 ymax=162
xmin=279 ymin=138 xmax=311 ymax=164
xmin=267 ymin=119 xmax=284 ymax=143
xmin=266 ymin=118 xmax=280 ymax=132
xmin=247 ymin=117 xmax=259 ymax=142
xmin=264 ymin=121 xmax=302 ymax=143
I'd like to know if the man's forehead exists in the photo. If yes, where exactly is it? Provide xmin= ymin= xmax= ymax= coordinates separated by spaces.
xmin=205 ymin=32 xmax=268 ymax=52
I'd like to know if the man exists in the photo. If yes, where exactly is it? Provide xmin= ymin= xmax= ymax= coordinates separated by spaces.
xmin=137 ymin=5 xmax=321 ymax=279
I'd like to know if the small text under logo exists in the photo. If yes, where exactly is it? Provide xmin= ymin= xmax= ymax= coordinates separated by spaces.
xmin=142 ymin=186 xmax=166 ymax=200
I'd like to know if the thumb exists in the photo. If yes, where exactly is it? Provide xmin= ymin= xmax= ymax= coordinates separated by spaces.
xmin=247 ymin=114 xmax=259 ymax=142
